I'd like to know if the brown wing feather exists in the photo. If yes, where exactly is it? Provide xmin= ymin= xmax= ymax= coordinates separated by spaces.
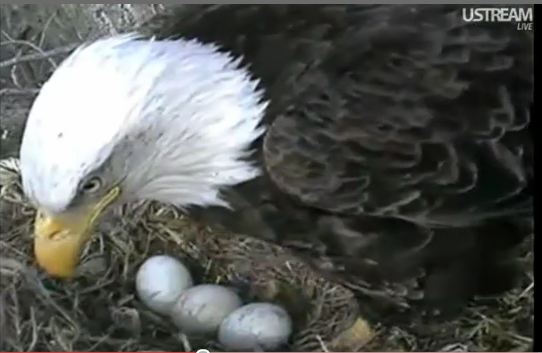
xmin=263 ymin=6 xmax=533 ymax=227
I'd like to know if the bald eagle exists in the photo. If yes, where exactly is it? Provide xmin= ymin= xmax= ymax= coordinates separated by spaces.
xmin=20 ymin=5 xmax=532 ymax=320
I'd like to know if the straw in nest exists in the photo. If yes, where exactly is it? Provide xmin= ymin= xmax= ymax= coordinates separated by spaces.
xmin=0 ymin=157 xmax=375 ymax=352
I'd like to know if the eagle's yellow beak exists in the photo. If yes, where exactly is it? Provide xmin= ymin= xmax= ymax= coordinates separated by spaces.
xmin=33 ymin=187 xmax=120 ymax=278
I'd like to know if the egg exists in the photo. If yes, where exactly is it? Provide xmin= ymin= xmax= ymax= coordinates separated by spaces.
xmin=218 ymin=302 xmax=293 ymax=351
xmin=170 ymin=284 xmax=242 ymax=336
xmin=136 ymin=255 xmax=193 ymax=315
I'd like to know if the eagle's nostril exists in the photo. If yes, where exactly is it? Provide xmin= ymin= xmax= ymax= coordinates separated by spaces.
xmin=47 ymin=230 xmax=64 ymax=241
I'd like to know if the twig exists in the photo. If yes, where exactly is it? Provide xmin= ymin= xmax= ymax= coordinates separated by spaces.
xmin=37 ymin=12 xmax=58 ymax=48
xmin=178 ymin=333 xmax=192 ymax=352
xmin=517 ymin=281 xmax=534 ymax=300
xmin=316 ymin=334 xmax=330 ymax=352
xmin=0 ymin=43 xmax=78 ymax=69
xmin=1 ymin=31 xmax=33 ymax=88
xmin=1 ymin=30 xmax=60 ymax=68
xmin=10 ymin=59 xmax=24 ymax=88
xmin=0 ymin=88 xmax=39 ymax=96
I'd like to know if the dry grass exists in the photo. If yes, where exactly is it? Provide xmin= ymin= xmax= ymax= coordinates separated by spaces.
xmin=0 ymin=159 xmax=371 ymax=352
xmin=0 ymin=159 xmax=534 ymax=352
xmin=0 ymin=4 xmax=534 ymax=352
xmin=0 ymin=164 xmax=209 ymax=352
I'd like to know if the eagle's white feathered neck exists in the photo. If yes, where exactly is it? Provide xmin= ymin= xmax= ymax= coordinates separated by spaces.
xmin=20 ymin=34 xmax=268 ymax=212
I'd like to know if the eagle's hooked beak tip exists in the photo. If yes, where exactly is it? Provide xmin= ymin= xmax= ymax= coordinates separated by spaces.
xmin=33 ymin=186 xmax=121 ymax=278
xmin=33 ymin=212 xmax=92 ymax=279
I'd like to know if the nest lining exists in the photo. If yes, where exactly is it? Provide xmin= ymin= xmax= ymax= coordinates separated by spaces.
xmin=0 ymin=157 xmax=533 ymax=351
xmin=0 ymin=158 xmax=375 ymax=352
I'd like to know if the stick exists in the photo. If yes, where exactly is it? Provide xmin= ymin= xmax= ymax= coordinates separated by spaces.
xmin=0 ymin=88 xmax=40 ymax=96
xmin=0 ymin=43 xmax=78 ymax=69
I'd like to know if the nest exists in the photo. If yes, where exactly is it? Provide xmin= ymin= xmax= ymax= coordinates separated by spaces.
xmin=0 ymin=157 xmax=534 ymax=352
xmin=0 ymin=158 xmax=377 ymax=352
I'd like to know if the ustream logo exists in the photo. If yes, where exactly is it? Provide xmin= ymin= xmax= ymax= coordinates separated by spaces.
xmin=462 ymin=7 xmax=533 ymax=30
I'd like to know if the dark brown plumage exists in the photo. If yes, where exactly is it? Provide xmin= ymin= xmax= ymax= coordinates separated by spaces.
xmin=142 ymin=5 xmax=533 ymax=322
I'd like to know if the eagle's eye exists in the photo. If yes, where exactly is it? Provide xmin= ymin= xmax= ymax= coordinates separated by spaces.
xmin=80 ymin=176 xmax=102 ymax=194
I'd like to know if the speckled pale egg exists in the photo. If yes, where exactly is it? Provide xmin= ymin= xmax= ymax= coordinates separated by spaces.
xmin=136 ymin=255 xmax=193 ymax=315
xmin=218 ymin=302 xmax=293 ymax=351
xmin=171 ymin=284 xmax=242 ymax=336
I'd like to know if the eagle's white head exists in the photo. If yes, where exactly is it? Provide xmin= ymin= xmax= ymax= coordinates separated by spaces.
xmin=20 ymin=34 xmax=267 ymax=277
